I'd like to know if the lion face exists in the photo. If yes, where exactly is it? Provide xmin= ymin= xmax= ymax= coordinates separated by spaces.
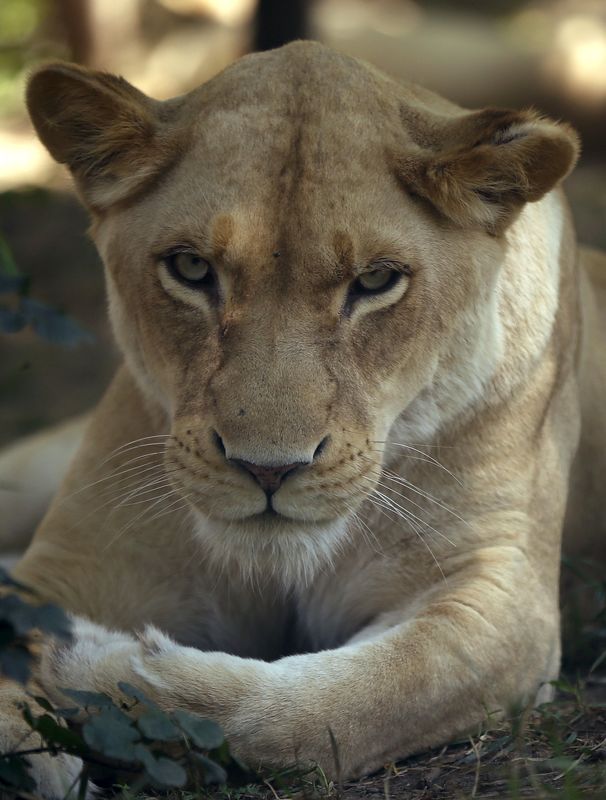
xmin=27 ymin=42 xmax=578 ymax=573
xmin=96 ymin=117 xmax=494 ymax=541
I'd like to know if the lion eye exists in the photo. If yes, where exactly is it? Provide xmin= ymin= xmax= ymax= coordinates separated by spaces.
xmin=350 ymin=268 xmax=404 ymax=299
xmin=166 ymin=252 xmax=211 ymax=284
xmin=357 ymin=268 xmax=395 ymax=291
xmin=344 ymin=263 xmax=410 ymax=314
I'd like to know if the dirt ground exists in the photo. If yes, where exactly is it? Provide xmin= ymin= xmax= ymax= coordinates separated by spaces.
xmin=123 ymin=692 xmax=606 ymax=799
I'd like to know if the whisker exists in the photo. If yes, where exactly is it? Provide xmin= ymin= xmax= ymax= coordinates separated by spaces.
xmin=58 ymin=451 xmax=167 ymax=504
xmin=374 ymin=441 xmax=462 ymax=485
xmin=104 ymin=486 xmax=183 ymax=550
xmin=67 ymin=465 xmax=181 ymax=531
xmin=372 ymin=482 xmax=456 ymax=548
xmin=348 ymin=509 xmax=383 ymax=557
xmin=367 ymin=447 xmax=447 ymax=469
xmin=372 ymin=439 xmax=457 ymax=450
xmin=114 ymin=479 xmax=176 ymax=508
xmin=382 ymin=471 xmax=466 ymax=526
xmin=364 ymin=462 xmax=468 ymax=528
xmin=143 ymin=494 xmax=193 ymax=525
xmin=364 ymin=481 xmax=456 ymax=548
xmin=93 ymin=463 xmax=169 ymax=499
xmin=101 ymin=440 xmax=172 ymax=463
xmin=106 ymin=466 xmax=185 ymax=508
xmin=98 ymin=434 xmax=173 ymax=467
xmin=365 ymin=495 xmax=446 ymax=580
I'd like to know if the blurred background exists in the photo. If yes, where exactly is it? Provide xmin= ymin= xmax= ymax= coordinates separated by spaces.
xmin=1 ymin=0 xmax=605 ymax=446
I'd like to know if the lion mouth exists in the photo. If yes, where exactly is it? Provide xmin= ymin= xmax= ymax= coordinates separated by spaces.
xmin=253 ymin=507 xmax=282 ymax=521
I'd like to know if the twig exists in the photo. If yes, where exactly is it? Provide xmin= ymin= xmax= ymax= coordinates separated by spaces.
xmin=263 ymin=778 xmax=281 ymax=800
xmin=469 ymin=736 xmax=482 ymax=798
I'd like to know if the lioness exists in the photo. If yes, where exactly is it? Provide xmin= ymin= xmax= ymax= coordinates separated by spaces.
xmin=1 ymin=40 xmax=605 ymax=797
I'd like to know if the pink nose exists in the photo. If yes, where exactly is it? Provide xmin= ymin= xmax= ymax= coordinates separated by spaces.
xmin=231 ymin=459 xmax=303 ymax=494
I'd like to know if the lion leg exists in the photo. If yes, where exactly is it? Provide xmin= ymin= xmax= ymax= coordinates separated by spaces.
xmin=45 ymin=540 xmax=560 ymax=780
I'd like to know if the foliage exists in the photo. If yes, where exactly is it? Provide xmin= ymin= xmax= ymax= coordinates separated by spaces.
xmin=0 ymin=0 xmax=64 ymax=116
xmin=0 ymin=566 xmax=71 ymax=685
xmin=0 ymin=688 xmax=233 ymax=797
xmin=0 ymin=232 xmax=93 ymax=347
xmin=0 ymin=570 xmax=234 ymax=797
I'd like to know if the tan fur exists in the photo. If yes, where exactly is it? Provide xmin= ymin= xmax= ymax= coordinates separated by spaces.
xmin=2 ymin=42 xmax=605 ymax=792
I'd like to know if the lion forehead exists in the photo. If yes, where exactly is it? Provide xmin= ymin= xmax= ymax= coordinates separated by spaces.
xmin=177 ymin=44 xmax=421 ymax=194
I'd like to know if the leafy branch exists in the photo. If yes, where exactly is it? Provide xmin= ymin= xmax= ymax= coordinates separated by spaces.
xmin=0 ymin=232 xmax=93 ymax=346
xmin=0 ymin=570 xmax=237 ymax=796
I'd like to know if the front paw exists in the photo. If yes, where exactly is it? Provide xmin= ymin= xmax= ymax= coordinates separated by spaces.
xmin=42 ymin=619 xmax=279 ymax=770
xmin=40 ymin=617 xmax=141 ymax=707
xmin=41 ymin=620 xmax=221 ymax=714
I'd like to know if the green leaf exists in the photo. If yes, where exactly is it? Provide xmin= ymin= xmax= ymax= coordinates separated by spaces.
xmin=30 ymin=695 xmax=55 ymax=713
xmin=0 ymin=595 xmax=71 ymax=640
xmin=0 ymin=595 xmax=32 ymax=635
xmin=55 ymin=707 xmax=80 ymax=719
xmin=21 ymin=703 xmax=34 ymax=728
xmin=0 ymin=622 xmax=17 ymax=648
xmin=0 ymin=755 xmax=36 ymax=791
xmin=0 ymin=274 xmax=26 ymax=294
xmin=213 ymin=739 xmax=241 ymax=767
xmin=0 ymin=567 xmax=31 ymax=593
xmin=543 ymin=756 xmax=577 ymax=771
xmin=21 ymin=298 xmax=94 ymax=347
xmin=0 ymin=305 xmax=25 ymax=332
xmin=83 ymin=707 xmax=140 ymax=761
xmin=137 ymin=709 xmax=182 ymax=742
xmin=0 ymin=645 xmax=33 ymax=684
xmin=0 ymin=235 xmax=21 ymax=278
xmin=173 ymin=710 xmax=224 ymax=750
xmin=590 ymin=648 xmax=606 ymax=673
xmin=190 ymin=752 xmax=228 ymax=785
xmin=30 ymin=713 xmax=85 ymax=752
xmin=78 ymin=769 xmax=90 ymax=800
xmin=31 ymin=604 xmax=72 ymax=640
xmin=135 ymin=745 xmax=187 ymax=788
xmin=118 ymin=681 xmax=160 ymax=710
xmin=62 ymin=688 xmax=114 ymax=709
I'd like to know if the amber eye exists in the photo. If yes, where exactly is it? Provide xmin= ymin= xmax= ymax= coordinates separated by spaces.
xmin=165 ymin=252 xmax=212 ymax=285
xmin=350 ymin=267 xmax=403 ymax=298
xmin=344 ymin=264 xmax=410 ymax=315
xmin=357 ymin=268 xmax=396 ymax=292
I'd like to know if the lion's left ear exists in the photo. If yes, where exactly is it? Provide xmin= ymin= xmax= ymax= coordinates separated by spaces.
xmin=396 ymin=108 xmax=580 ymax=234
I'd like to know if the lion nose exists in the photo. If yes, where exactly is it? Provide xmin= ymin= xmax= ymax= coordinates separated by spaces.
xmin=231 ymin=459 xmax=304 ymax=494
xmin=212 ymin=432 xmax=330 ymax=495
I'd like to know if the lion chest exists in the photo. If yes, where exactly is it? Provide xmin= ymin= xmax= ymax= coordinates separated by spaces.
xmin=169 ymin=556 xmax=413 ymax=659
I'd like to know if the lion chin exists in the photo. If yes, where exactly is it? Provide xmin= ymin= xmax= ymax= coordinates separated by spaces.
xmin=191 ymin=508 xmax=351 ymax=589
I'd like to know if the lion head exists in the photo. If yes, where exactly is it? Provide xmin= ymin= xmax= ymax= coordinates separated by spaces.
xmin=27 ymin=42 xmax=578 ymax=582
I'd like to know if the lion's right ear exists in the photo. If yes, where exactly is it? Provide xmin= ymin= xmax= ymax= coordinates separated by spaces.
xmin=27 ymin=63 xmax=178 ymax=210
